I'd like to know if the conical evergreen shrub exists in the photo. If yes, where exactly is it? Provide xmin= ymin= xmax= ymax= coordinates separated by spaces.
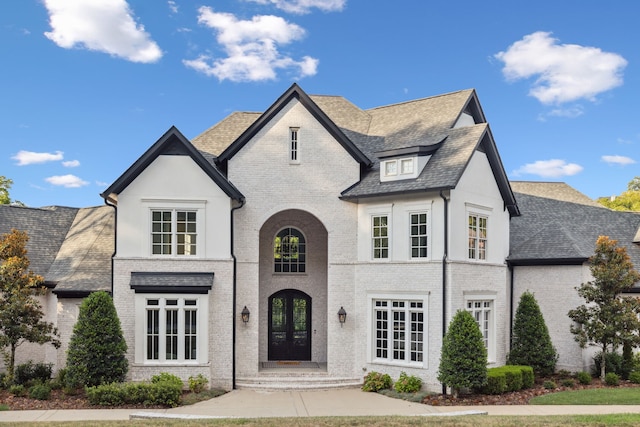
xmin=438 ymin=309 xmax=487 ymax=397
xmin=507 ymin=291 xmax=558 ymax=376
xmin=65 ymin=291 xmax=128 ymax=387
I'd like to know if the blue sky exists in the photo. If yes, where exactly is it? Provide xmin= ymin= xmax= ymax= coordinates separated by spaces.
xmin=2 ymin=0 xmax=638 ymax=208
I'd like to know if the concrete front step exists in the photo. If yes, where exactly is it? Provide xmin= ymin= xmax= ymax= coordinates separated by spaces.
xmin=236 ymin=374 xmax=363 ymax=391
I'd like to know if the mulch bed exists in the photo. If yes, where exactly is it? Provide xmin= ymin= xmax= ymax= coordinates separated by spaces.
xmin=423 ymin=376 xmax=640 ymax=406
xmin=0 ymin=389 xmax=167 ymax=411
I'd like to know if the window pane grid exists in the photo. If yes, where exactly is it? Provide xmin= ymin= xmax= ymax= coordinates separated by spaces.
xmin=468 ymin=214 xmax=487 ymax=260
xmin=374 ymin=299 xmax=424 ymax=364
xmin=410 ymin=212 xmax=428 ymax=258
xmin=467 ymin=300 xmax=492 ymax=349
xmin=274 ymin=227 xmax=306 ymax=273
xmin=372 ymin=215 xmax=389 ymax=259
xmin=152 ymin=210 xmax=197 ymax=256
xmin=145 ymin=298 xmax=199 ymax=363
xmin=290 ymin=128 xmax=299 ymax=161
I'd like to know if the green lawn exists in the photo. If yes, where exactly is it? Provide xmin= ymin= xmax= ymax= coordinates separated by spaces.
xmin=7 ymin=415 xmax=640 ymax=427
xmin=530 ymin=387 xmax=640 ymax=405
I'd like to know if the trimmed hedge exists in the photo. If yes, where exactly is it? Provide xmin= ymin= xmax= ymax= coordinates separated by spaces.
xmin=479 ymin=365 xmax=533 ymax=395
xmin=86 ymin=379 xmax=182 ymax=407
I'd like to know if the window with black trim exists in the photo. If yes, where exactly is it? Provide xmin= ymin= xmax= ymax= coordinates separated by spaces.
xmin=274 ymin=227 xmax=306 ymax=273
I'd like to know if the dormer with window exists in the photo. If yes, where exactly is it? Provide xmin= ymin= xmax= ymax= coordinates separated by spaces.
xmin=377 ymin=142 xmax=444 ymax=182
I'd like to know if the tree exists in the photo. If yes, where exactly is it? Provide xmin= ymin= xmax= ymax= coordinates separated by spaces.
xmin=507 ymin=291 xmax=558 ymax=376
xmin=66 ymin=291 xmax=128 ymax=387
xmin=568 ymin=236 xmax=640 ymax=380
xmin=438 ymin=309 xmax=487 ymax=397
xmin=0 ymin=176 xmax=13 ymax=205
xmin=598 ymin=176 xmax=640 ymax=211
xmin=0 ymin=229 xmax=60 ymax=382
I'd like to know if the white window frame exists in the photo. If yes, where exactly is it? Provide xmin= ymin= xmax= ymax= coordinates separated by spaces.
xmin=466 ymin=203 xmax=491 ymax=261
xmin=409 ymin=211 xmax=429 ymax=259
xmin=371 ymin=213 xmax=390 ymax=260
xmin=289 ymin=127 xmax=300 ymax=164
xmin=135 ymin=293 xmax=209 ymax=365
xmin=464 ymin=295 xmax=496 ymax=362
xmin=144 ymin=199 xmax=205 ymax=258
xmin=368 ymin=293 xmax=428 ymax=368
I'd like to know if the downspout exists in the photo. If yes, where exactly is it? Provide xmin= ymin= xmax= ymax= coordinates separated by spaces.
xmin=231 ymin=198 xmax=246 ymax=389
xmin=508 ymin=262 xmax=514 ymax=347
xmin=439 ymin=190 xmax=449 ymax=395
xmin=103 ymin=196 xmax=118 ymax=297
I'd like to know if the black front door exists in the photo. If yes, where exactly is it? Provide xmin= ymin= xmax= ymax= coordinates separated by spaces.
xmin=268 ymin=289 xmax=311 ymax=360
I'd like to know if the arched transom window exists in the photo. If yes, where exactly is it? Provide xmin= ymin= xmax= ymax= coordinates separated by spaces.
xmin=274 ymin=227 xmax=306 ymax=273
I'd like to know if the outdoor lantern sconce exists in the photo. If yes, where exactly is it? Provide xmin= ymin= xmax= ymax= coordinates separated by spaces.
xmin=338 ymin=306 xmax=347 ymax=326
xmin=241 ymin=306 xmax=250 ymax=323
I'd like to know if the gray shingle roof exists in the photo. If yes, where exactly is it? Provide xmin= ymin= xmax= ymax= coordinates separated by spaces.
xmin=190 ymin=85 xmax=517 ymax=213
xmin=0 ymin=205 xmax=78 ymax=277
xmin=510 ymin=182 xmax=640 ymax=270
xmin=48 ymin=205 xmax=114 ymax=295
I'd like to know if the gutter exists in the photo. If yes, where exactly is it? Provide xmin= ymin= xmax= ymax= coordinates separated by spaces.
xmin=439 ymin=190 xmax=449 ymax=395
xmin=231 ymin=198 xmax=246 ymax=389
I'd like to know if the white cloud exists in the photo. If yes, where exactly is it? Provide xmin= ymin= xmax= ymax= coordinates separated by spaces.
xmin=495 ymin=31 xmax=627 ymax=105
xmin=45 ymin=174 xmax=89 ymax=188
xmin=168 ymin=1 xmax=178 ymax=14
xmin=43 ymin=0 xmax=162 ymax=63
xmin=246 ymin=0 xmax=346 ymax=14
xmin=183 ymin=7 xmax=318 ymax=82
xmin=62 ymin=160 xmax=80 ymax=167
xmin=512 ymin=159 xmax=583 ymax=178
xmin=12 ymin=150 xmax=64 ymax=166
xmin=602 ymin=155 xmax=636 ymax=166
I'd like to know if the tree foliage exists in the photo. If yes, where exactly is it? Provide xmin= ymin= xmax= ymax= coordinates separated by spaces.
xmin=507 ymin=291 xmax=558 ymax=376
xmin=597 ymin=176 xmax=640 ymax=211
xmin=0 ymin=229 xmax=60 ymax=382
xmin=0 ymin=176 xmax=13 ymax=205
xmin=438 ymin=309 xmax=487 ymax=397
xmin=568 ymin=236 xmax=640 ymax=380
xmin=66 ymin=291 xmax=128 ymax=387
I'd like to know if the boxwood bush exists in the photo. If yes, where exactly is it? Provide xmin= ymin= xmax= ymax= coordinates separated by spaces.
xmin=479 ymin=365 xmax=533 ymax=395
xmin=86 ymin=379 xmax=182 ymax=407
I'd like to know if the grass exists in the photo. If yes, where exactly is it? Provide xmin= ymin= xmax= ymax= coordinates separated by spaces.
xmin=6 ymin=414 xmax=640 ymax=427
xmin=180 ymin=388 xmax=227 ymax=405
xmin=530 ymin=387 xmax=640 ymax=405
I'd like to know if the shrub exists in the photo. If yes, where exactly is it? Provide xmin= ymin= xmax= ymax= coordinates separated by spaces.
xmin=28 ymin=384 xmax=51 ymax=400
xmin=86 ymin=383 xmax=126 ymax=406
xmin=393 ymin=372 xmax=422 ymax=393
xmin=507 ymin=292 xmax=558 ymax=376
xmin=501 ymin=368 xmax=523 ymax=392
xmin=629 ymin=371 xmax=640 ymax=384
xmin=605 ymin=372 xmax=620 ymax=386
xmin=362 ymin=371 xmax=392 ymax=392
xmin=480 ymin=370 xmax=507 ymax=395
xmin=438 ymin=310 xmax=487 ymax=397
xmin=516 ymin=366 xmax=535 ymax=389
xmin=543 ymin=380 xmax=557 ymax=390
xmin=152 ymin=372 xmax=183 ymax=389
xmin=14 ymin=361 xmax=52 ymax=386
xmin=66 ymin=291 xmax=128 ymax=388
xmin=592 ymin=351 xmax=623 ymax=377
xmin=622 ymin=342 xmax=634 ymax=380
xmin=50 ymin=368 xmax=67 ymax=390
xmin=576 ymin=371 xmax=592 ymax=385
xmin=9 ymin=384 xmax=26 ymax=397
xmin=561 ymin=379 xmax=575 ymax=388
xmin=147 ymin=381 xmax=182 ymax=407
xmin=188 ymin=374 xmax=208 ymax=393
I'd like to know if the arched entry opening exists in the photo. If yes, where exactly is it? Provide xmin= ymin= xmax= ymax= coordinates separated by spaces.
xmin=259 ymin=209 xmax=327 ymax=364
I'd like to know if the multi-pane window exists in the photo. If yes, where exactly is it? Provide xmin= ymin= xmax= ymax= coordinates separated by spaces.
xmin=468 ymin=214 xmax=487 ymax=260
xmin=467 ymin=300 xmax=492 ymax=350
xmin=410 ymin=212 xmax=428 ymax=258
xmin=372 ymin=215 xmax=389 ymax=259
xmin=374 ymin=299 xmax=424 ymax=364
xmin=290 ymin=127 xmax=299 ymax=162
xmin=145 ymin=298 xmax=198 ymax=362
xmin=274 ymin=227 xmax=306 ymax=273
xmin=151 ymin=210 xmax=197 ymax=256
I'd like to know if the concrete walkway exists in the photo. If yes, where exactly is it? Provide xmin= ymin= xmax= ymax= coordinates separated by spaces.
xmin=2 ymin=388 xmax=640 ymax=422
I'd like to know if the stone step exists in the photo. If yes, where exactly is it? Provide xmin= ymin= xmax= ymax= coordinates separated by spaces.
xmin=236 ymin=375 xmax=362 ymax=391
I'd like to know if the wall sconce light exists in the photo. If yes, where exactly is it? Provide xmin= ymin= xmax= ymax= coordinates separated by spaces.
xmin=241 ymin=306 xmax=250 ymax=323
xmin=338 ymin=306 xmax=347 ymax=326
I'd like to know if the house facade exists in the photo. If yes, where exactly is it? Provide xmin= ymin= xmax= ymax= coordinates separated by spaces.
xmin=2 ymin=84 xmax=639 ymax=392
